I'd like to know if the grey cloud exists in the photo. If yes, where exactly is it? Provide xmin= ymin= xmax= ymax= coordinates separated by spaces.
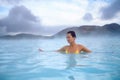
xmin=9 ymin=6 xmax=38 ymax=22
xmin=0 ymin=26 xmax=7 ymax=36
xmin=0 ymin=5 xmax=66 ymax=36
xmin=83 ymin=13 xmax=93 ymax=21
xmin=0 ymin=0 xmax=22 ymax=4
xmin=0 ymin=5 xmax=41 ymax=34
xmin=100 ymin=0 xmax=120 ymax=20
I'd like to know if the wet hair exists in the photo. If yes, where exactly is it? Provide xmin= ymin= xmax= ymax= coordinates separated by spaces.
xmin=67 ymin=31 xmax=76 ymax=38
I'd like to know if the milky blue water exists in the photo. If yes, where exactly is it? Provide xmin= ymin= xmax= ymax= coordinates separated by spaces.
xmin=0 ymin=37 xmax=120 ymax=80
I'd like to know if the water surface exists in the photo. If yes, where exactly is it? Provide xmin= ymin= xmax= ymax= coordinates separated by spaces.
xmin=0 ymin=37 xmax=120 ymax=80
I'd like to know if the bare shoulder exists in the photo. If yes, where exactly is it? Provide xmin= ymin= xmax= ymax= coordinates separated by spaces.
xmin=63 ymin=45 xmax=69 ymax=49
xmin=77 ymin=44 xmax=84 ymax=48
xmin=77 ymin=44 xmax=91 ymax=53
xmin=57 ymin=45 xmax=69 ymax=52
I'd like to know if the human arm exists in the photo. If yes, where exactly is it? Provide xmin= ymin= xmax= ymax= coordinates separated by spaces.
xmin=56 ymin=46 xmax=67 ymax=52
xmin=80 ymin=45 xmax=92 ymax=53
xmin=38 ymin=45 xmax=67 ymax=53
xmin=38 ymin=46 xmax=66 ymax=52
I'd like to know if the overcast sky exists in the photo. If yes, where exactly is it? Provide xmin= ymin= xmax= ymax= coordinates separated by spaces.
xmin=0 ymin=0 xmax=120 ymax=36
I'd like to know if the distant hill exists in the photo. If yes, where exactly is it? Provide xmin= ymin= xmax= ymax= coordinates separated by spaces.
xmin=53 ymin=23 xmax=120 ymax=37
xmin=0 ymin=33 xmax=53 ymax=39
xmin=0 ymin=23 xmax=120 ymax=39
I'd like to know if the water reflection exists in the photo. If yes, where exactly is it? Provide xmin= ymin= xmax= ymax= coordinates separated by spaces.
xmin=66 ymin=54 xmax=76 ymax=80
xmin=66 ymin=54 xmax=89 ymax=80
xmin=66 ymin=54 xmax=77 ymax=69
xmin=68 ymin=75 xmax=75 ymax=80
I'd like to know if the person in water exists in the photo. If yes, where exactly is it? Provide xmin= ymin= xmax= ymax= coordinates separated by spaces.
xmin=39 ymin=31 xmax=91 ymax=54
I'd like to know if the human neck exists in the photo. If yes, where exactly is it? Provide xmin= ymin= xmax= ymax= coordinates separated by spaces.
xmin=70 ymin=42 xmax=76 ymax=47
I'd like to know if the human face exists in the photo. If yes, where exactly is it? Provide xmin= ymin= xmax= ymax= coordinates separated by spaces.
xmin=66 ymin=33 xmax=75 ymax=43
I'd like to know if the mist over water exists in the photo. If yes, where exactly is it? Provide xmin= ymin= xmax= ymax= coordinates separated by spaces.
xmin=0 ymin=36 xmax=120 ymax=80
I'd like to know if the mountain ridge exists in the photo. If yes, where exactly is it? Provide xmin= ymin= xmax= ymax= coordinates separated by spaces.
xmin=53 ymin=23 xmax=120 ymax=37
xmin=0 ymin=23 xmax=120 ymax=39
